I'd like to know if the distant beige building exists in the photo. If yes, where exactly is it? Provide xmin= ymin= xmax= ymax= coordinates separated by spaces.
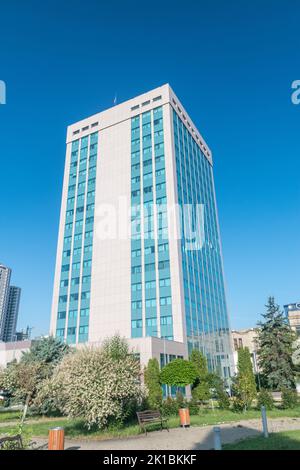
xmin=231 ymin=328 xmax=259 ymax=373
xmin=0 ymin=340 xmax=32 ymax=368
xmin=284 ymin=302 xmax=300 ymax=336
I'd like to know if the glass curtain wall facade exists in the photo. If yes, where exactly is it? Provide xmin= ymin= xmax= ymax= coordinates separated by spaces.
xmin=173 ymin=109 xmax=231 ymax=376
xmin=131 ymin=106 xmax=173 ymax=340
xmin=56 ymin=132 xmax=98 ymax=344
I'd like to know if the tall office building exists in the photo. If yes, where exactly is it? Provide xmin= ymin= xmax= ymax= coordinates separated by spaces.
xmin=0 ymin=265 xmax=11 ymax=339
xmin=3 ymin=287 xmax=21 ymax=342
xmin=0 ymin=264 xmax=21 ymax=342
xmin=50 ymin=84 xmax=233 ymax=378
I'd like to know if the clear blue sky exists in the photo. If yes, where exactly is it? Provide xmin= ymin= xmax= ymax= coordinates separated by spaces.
xmin=0 ymin=0 xmax=299 ymax=336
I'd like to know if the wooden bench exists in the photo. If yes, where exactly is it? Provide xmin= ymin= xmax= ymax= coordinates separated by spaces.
xmin=0 ymin=434 xmax=23 ymax=450
xmin=136 ymin=410 xmax=169 ymax=435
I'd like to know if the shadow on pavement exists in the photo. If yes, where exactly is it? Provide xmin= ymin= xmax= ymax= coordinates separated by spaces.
xmin=192 ymin=425 xmax=300 ymax=450
xmin=191 ymin=424 xmax=261 ymax=450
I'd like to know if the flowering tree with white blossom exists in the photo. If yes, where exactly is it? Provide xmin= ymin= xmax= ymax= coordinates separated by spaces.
xmin=36 ymin=335 xmax=145 ymax=429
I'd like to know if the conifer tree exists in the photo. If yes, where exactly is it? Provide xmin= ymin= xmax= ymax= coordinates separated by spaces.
xmin=256 ymin=297 xmax=296 ymax=390
xmin=233 ymin=347 xmax=257 ymax=410
xmin=190 ymin=349 xmax=208 ymax=382
xmin=189 ymin=349 xmax=211 ymax=402
xmin=144 ymin=358 xmax=162 ymax=409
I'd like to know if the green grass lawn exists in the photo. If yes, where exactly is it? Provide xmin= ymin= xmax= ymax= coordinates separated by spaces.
xmin=0 ymin=409 xmax=51 ymax=423
xmin=1 ymin=406 xmax=300 ymax=441
xmin=224 ymin=430 xmax=300 ymax=450
xmin=0 ymin=410 xmax=23 ymax=422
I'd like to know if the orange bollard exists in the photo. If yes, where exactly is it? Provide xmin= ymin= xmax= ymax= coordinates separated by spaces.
xmin=48 ymin=427 xmax=65 ymax=450
xmin=179 ymin=408 xmax=190 ymax=427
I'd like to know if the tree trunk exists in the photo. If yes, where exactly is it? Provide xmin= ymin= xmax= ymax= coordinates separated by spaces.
xmin=20 ymin=393 xmax=31 ymax=427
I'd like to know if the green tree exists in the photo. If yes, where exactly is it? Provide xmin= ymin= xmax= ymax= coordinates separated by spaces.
xmin=256 ymin=297 xmax=296 ymax=390
xmin=160 ymin=359 xmax=198 ymax=388
xmin=21 ymin=336 xmax=70 ymax=367
xmin=190 ymin=350 xmax=208 ymax=385
xmin=192 ymin=382 xmax=210 ymax=402
xmin=233 ymin=347 xmax=256 ymax=411
xmin=144 ymin=358 xmax=162 ymax=409
xmin=0 ymin=360 xmax=43 ymax=402
xmin=190 ymin=350 xmax=221 ymax=404
xmin=0 ymin=337 xmax=70 ymax=421
xmin=207 ymin=373 xmax=231 ymax=409
xmin=101 ymin=334 xmax=129 ymax=361
xmin=0 ymin=360 xmax=45 ymax=424
xmin=215 ymin=383 xmax=231 ymax=409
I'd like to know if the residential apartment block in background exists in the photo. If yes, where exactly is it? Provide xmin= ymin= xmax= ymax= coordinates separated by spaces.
xmin=3 ymin=286 xmax=21 ymax=342
xmin=50 ymin=84 xmax=233 ymax=380
xmin=0 ymin=264 xmax=21 ymax=342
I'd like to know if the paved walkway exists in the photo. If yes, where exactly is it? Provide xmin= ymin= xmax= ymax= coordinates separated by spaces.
xmin=32 ymin=417 xmax=300 ymax=450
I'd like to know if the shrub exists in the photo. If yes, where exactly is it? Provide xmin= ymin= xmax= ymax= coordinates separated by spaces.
xmin=34 ymin=377 xmax=64 ymax=416
xmin=188 ymin=398 xmax=199 ymax=415
xmin=200 ymin=372 xmax=231 ymax=409
xmin=257 ymin=389 xmax=274 ymax=410
xmin=192 ymin=382 xmax=210 ymax=403
xmin=161 ymin=392 xmax=196 ymax=416
xmin=216 ymin=386 xmax=231 ymax=410
xmin=232 ymin=396 xmax=245 ymax=413
xmin=281 ymin=387 xmax=298 ymax=409
xmin=175 ymin=390 xmax=187 ymax=409
xmin=161 ymin=397 xmax=179 ymax=417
